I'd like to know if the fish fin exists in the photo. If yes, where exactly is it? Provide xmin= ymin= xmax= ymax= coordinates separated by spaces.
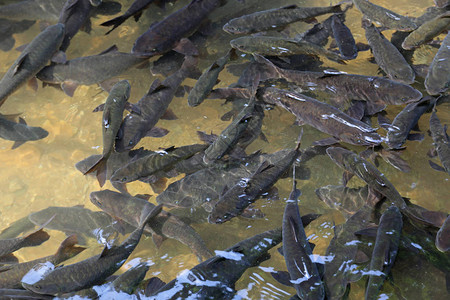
xmin=175 ymin=85 xmax=187 ymax=97
xmin=144 ymin=277 xmax=167 ymax=297
xmin=99 ymin=78 xmax=120 ymax=93
xmin=160 ymin=108 xmax=178 ymax=120
xmin=197 ymin=131 xmax=217 ymax=144
xmin=13 ymin=54 xmax=28 ymax=75
xmin=27 ymin=77 xmax=38 ymax=91
xmin=271 ymin=271 xmax=293 ymax=287
xmin=125 ymin=102 xmax=141 ymax=115
xmin=15 ymin=43 xmax=28 ymax=52
xmin=259 ymin=132 xmax=268 ymax=142
xmin=80 ymin=18 xmax=92 ymax=34
xmin=354 ymin=226 xmax=378 ymax=237
xmin=101 ymin=16 xmax=128 ymax=35
xmin=0 ymin=113 xmax=21 ymax=122
xmin=147 ymin=79 xmax=162 ymax=94
xmin=312 ymin=137 xmax=340 ymax=146
xmin=345 ymin=101 xmax=366 ymax=120
xmin=99 ymin=243 xmax=118 ymax=258
xmin=0 ymin=253 xmax=18 ymax=265
xmin=92 ymin=103 xmax=105 ymax=112
xmin=112 ymin=218 xmax=128 ymax=235
xmin=301 ymin=214 xmax=321 ymax=227
xmin=149 ymin=84 xmax=171 ymax=94
xmin=98 ymin=44 xmax=119 ymax=55
xmin=61 ymin=81 xmax=79 ymax=97
xmin=146 ymin=127 xmax=169 ymax=137
xmin=379 ymin=149 xmax=411 ymax=173
xmin=149 ymin=178 xmax=168 ymax=194
xmin=18 ymin=117 xmax=26 ymax=125
xmin=429 ymin=160 xmax=446 ymax=172
xmin=54 ymin=235 xmax=86 ymax=262
xmin=84 ymin=156 xmax=108 ymax=187
xmin=221 ymin=110 xmax=236 ymax=121
xmin=277 ymin=246 xmax=284 ymax=256
xmin=135 ymin=194 xmax=151 ymax=200
xmin=152 ymin=234 xmax=165 ymax=248
xmin=51 ymin=51 xmax=67 ymax=64
xmin=342 ymin=170 xmax=354 ymax=186
xmin=293 ymin=118 xmax=305 ymax=126
xmin=134 ymin=11 xmax=143 ymax=22
xmin=229 ymin=48 xmax=238 ymax=61
xmin=355 ymin=250 xmax=370 ymax=263
xmin=139 ymin=204 xmax=163 ymax=227
xmin=181 ymin=55 xmax=202 ymax=80
xmin=21 ymin=228 xmax=50 ymax=248
xmin=406 ymin=133 xmax=424 ymax=141
xmin=11 ymin=141 xmax=26 ymax=149
xmin=173 ymin=38 xmax=198 ymax=56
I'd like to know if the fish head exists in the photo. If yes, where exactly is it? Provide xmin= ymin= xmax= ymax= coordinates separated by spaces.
xmin=110 ymin=168 xmax=134 ymax=184
xmin=230 ymin=37 xmax=252 ymax=54
xmin=372 ymin=77 xmax=422 ymax=104
xmin=22 ymin=281 xmax=60 ymax=295
xmin=326 ymin=147 xmax=349 ymax=168
xmin=112 ymin=80 xmax=131 ymax=100
xmin=89 ymin=0 xmax=102 ymax=6
xmin=223 ymin=21 xmax=243 ymax=34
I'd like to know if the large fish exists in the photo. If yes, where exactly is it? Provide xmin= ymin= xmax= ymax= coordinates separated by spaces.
xmin=147 ymin=228 xmax=282 ymax=299
xmin=428 ymin=106 xmax=450 ymax=174
xmin=21 ymin=204 xmax=162 ymax=295
xmin=425 ymin=32 xmax=450 ymax=95
xmin=363 ymin=19 xmax=415 ymax=84
xmin=0 ymin=235 xmax=85 ymax=289
xmin=365 ymin=206 xmax=403 ymax=300
xmin=282 ymin=181 xmax=324 ymax=299
xmin=132 ymin=0 xmax=225 ymax=55
xmin=253 ymin=55 xmax=422 ymax=114
xmin=90 ymin=190 xmax=213 ymax=261
xmin=230 ymin=36 xmax=345 ymax=63
xmin=326 ymin=147 xmax=407 ymax=209
xmin=84 ymin=80 xmax=131 ymax=187
xmin=353 ymin=0 xmax=417 ymax=31
xmin=58 ymin=0 xmax=93 ymax=52
xmin=223 ymin=3 xmax=346 ymax=34
xmin=0 ymin=114 xmax=48 ymax=149
xmin=0 ymin=23 xmax=65 ymax=107
xmin=36 ymin=45 xmax=148 ymax=97
xmin=258 ymin=87 xmax=382 ymax=146
xmin=331 ymin=13 xmax=358 ymax=59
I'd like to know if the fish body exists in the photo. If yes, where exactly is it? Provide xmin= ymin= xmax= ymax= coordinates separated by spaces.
xmin=353 ymin=0 xmax=417 ymax=30
xmin=326 ymin=147 xmax=407 ymax=209
xmin=425 ymin=32 xmax=450 ymax=95
xmin=0 ymin=114 xmax=48 ymax=149
xmin=283 ymin=182 xmax=324 ymax=299
xmin=365 ymin=206 xmax=402 ymax=300
xmin=429 ymin=107 xmax=450 ymax=174
xmin=132 ymin=0 xmax=223 ymax=55
xmin=149 ymin=228 xmax=282 ymax=299
xmin=0 ymin=228 xmax=49 ymax=258
xmin=22 ymin=205 xmax=162 ymax=295
xmin=0 ymin=23 xmax=64 ymax=107
xmin=0 ymin=0 xmax=66 ymax=21
xmin=223 ymin=4 xmax=344 ymax=34
xmin=230 ymin=36 xmax=344 ymax=63
xmin=90 ymin=190 xmax=213 ymax=261
xmin=436 ymin=215 xmax=450 ymax=252
xmin=331 ymin=13 xmax=358 ymax=59
xmin=363 ymin=20 xmax=415 ymax=84
xmin=259 ymin=87 xmax=382 ymax=146
xmin=58 ymin=0 xmax=93 ymax=52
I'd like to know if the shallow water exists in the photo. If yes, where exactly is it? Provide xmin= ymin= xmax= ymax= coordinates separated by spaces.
xmin=0 ymin=0 xmax=449 ymax=299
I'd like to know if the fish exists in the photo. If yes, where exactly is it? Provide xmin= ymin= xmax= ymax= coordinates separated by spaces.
xmin=385 ymin=97 xmax=434 ymax=149
xmin=0 ymin=215 xmax=35 ymax=240
xmin=110 ymin=144 xmax=208 ymax=184
xmin=90 ymin=190 xmax=213 ymax=261
xmin=282 ymin=181 xmax=324 ymax=299
xmin=326 ymin=147 xmax=407 ymax=209
xmin=188 ymin=49 xmax=236 ymax=107
xmin=428 ymin=106 xmax=450 ymax=174
xmin=331 ymin=13 xmax=358 ymax=59
xmin=208 ymin=132 xmax=302 ymax=224
xmin=147 ymin=228 xmax=282 ymax=299
xmin=36 ymin=45 xmax=148 ymax=97
xmin=84 ymin=80 xmax=131 ymax=187
xmin=0 ymin=18 xmax=35 ymax=52
xmin=132 ymin=0 xmax=225 ymax=55
xmin=414 ymin=5 xmax=450 ymax=27
xmin=230 ymin=36 xmax=345 ymax=64
xmin=402 ymin=11 xmax=450 ymax=50
xmin=0 ymin=114 xmax=48 ymax=149
xmin=362 ymin=19 xmax=415 ymax=84
xmin=21 ymin=204 xmax=162 ymax=295
xmin=0 ymin=227 xmax=49 ymax=259
xmin=352 ymin=0 xmax=417 ymax=31
xmin=115 ymin=56 xmax=200 ymax=152
xmin=223 ymin=3 xmax=347 ymax=34
xmin=0 ymin=288 xmax=53 ymax=299
xmin=435 ymin=0 xmax=450 ymax=8
xmin=425 ymin=32 xmax=450 ymax=95
xmin=253 ymin=55 xmax=422 ymax=114
xmin=436 ymin=215 xmax=450 ymax=252
xmin=0 ymin=235 xmax=85 ymax=289
xmin=0 ymin=23 xmax=65 ymax=107
xmin=258 ymin=87 xmax=382 ymax=146
xmin=365 ymin=206 xmax=403 ymax=300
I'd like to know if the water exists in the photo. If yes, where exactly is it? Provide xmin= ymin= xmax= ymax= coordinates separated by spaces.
xmin=0 ymin=0 xmax=449 ymax=298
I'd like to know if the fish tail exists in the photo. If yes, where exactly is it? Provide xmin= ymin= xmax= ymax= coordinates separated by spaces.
xmin=180 ymin=56 xmax=201 ymax=80
xmin=54 ymin=235 xmax=86 ymax=263
xmin=21 ymin=228 xmax=50 ymax=247
xmin=336 ymin=1 xmax=353 ymax=13
xmin=139 ymin=204 xmax=163 ymax=228
xmin=84 ymin=156 xmax=108 ymax=187
xmin=100 ymin=16 xmax=128 ymax=35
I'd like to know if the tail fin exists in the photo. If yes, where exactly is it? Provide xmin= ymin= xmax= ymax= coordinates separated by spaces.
xmin=180 ymin=56 xmax=202 ymax=80
xmin=20 ymin=228 xmax=50 ymax=248
xmin=139 ymin=204 xmax=163 ymax=228
xmin=53 ymin=235 xmax=86 ymax=264
xmin=100 ymin=16 xmax=128 ymax=35
xmin=84 ymin=156 xmax=108 ymax=187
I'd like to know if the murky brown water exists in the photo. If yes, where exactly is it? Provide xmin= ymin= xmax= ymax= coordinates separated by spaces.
xmin=0 ymin=0 xmax=449 ymax=299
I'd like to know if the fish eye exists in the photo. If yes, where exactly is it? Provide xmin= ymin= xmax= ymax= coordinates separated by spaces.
xmin=121 ymin=177 xmax=127 ymax=183
xmin=128 ymin=140 xmax=134 ymax=146
xmin=34 ymin=285 xmax=41 ymax=290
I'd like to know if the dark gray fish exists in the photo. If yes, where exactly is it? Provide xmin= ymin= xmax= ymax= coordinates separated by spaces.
xmin=21 ymin=204 xmax=162 ymax=295
xmin=283 ymin=181 xmax=324 ymax=300
xmin=402 ymin=11 xmax=450 ymax=50
xmin=0 ymin=228 xmax=49 ymax=259
xmin=0 ymin=23 xmax=64 ymax=107
xmin=353 ymin=0 xmax=417 ymax=30
xmin=436 ymin=215 xmax=450 ymax=252
xmin=90 ymin=190 xmax=213 ymax=261
xmin=58 ymin=0 xmax=93 ymax=52
xmin=0 ymin=235 xmax=85 ymax=289
xmin=331 ymin=13 xmax=358 ymax=59
xmin=259 ymin=87 xmax=382 ymax=146
xmin=326 ymin=147 xmax=407 ymax=209
xmin=386 ymin=97 xmax=434 ymax=149
xmin=148 ymin=228 xmax=282 ymax=299
xmin=429 ymin=106 xmax=450 ymax=174
xmin=110 ymin=262 xmax=149 ymax=294
xmin=230 ymin=36 xmax=345 ymax=64
xmin=0 ymin=114 xmax=48 ymax=149
xmin=223 ymin=3 xmax=346 ymax=34
xmin=36 ymin=45 xmax=148 ymax=97
xmin=0 ymin=288 xmax=53 ymax=299
xmin=425 ymin=32 xmax=450 ymax=95
xmin=253 ymin=55 xmax=422 ymax=114
xmin=363 ymin=19 xmax=415 ymax=84
xmin=0 ymin=19 xmax=35 ymax=52
xmin=115 ymin=56 xmax=199 ymax=152
xmin=132 ymin=0 xmax=224 ymax=55
xmin=84 ymin=80 xmax=131 ymax=187
xmin=0 ymin=215 xmax=35 ymax=240
xmin=365 ymin=206 xmax=402 ymax=300
xmin=414 ymin=5 xmax=450 ymax=27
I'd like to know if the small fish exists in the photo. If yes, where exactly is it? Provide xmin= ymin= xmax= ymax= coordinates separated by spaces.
xmin=110 ymin=262 xmax=149 ymax=294
xmin=425 ymin=32 xmax=450 ymax=95
xmin=58 ymin=0 xmax=93 ymax=52
xmin=84 ymin=80 xmax=131 ymax=186
xmin=428 ymin=106 xmax=450 ymax=174
xmin=436 ymin=215 xmax=450 ymax=252
xmin=0 ymin=23 xmax=65 ymax=107
xmin=331 ymin=13 xmax=358 ymax=59
xmin=22 ymin=204 xmax=162 ymax=295
xmin=0 ymin=114 xmax=48 ymax=149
